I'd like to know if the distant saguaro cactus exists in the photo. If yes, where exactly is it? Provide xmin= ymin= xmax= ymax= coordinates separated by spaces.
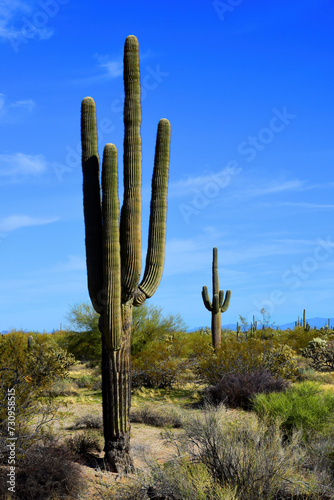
xmin=202 ymin=247 xmax=231 ymax=349
xmin=27 ymin=335 xmax=33 ymax=350
xmin=81 ymin=35 xmax=170 ymax=472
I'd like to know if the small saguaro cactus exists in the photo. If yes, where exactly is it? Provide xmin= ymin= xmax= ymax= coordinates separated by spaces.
xmin=81 ymin=35 xmax=170 ymax=472
xmin=303 ymin=309 xmax=306 ymax=329
xmin=202 ymin=247 xmax=231 ymax=349
xmin=27 ymin=335 xmax=33 ymax=350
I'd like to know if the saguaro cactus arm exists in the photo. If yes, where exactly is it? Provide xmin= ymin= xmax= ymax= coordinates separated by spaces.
xmin=202 ymin=286 xmax=213 ymax=311
xmin=81 ymin=97 xmax=103 ymax=313
xmin=102 ymin=144 xmax=122 ymax=351
xmin=221 ymin=290 xmax=231 ymax=312
xmin=120 ymin=35 xmax=142 ymax=299
xmin=134 ymin=118 xmax=171 ymax=306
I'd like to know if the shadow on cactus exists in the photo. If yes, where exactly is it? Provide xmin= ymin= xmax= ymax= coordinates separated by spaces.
xmin=81 ymin=35 xmax=170 ymax=473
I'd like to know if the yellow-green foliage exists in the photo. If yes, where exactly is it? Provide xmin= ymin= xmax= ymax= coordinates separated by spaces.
xmin=194 ymin=336 xmax=299 ymax=385
xmin=0 ymin=331 xmax=75 ymax=458
xmin=278 ymin=327 xmax=326 ymax=352
xmin=259 ymin=344 xmax=299 ymax=381
xmin=132 ymin=335 xmax=191 ymax=389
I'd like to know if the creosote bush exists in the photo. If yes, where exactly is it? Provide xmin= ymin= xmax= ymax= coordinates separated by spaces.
xmin=0 ymin=331 xmax=75 ymax=461
xmin=194 ymin=337 xmax=299 ymax=386
xmin=132 ymin=336 xmax=191 ymax=389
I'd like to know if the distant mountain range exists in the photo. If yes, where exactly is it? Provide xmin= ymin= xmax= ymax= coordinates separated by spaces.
xmin=187 ymin=317 xmax=334 ymax=333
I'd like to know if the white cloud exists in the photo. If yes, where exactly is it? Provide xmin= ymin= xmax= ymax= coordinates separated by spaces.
xmin=0 ymin=93 xmax=35 ymax=123
xmin=0 ymin=215 xmax=58 ymax=232
xmin=250 ymin=179 xmax=306 ymax=196
xmin=0 ymin=0 xmax=54 ymax=42
xmin=70 ymin=54 xmax=123 ymax=85
xmin=0 ymin=153 xmax=47 ymax=178
xmin=95 ymin=54 xmax=123 ymax=78
xmin=274 ymin=202 xmax=334 ymax=209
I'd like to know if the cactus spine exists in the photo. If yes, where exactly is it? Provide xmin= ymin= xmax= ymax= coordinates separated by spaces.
xmin=81 ymin=35 xmax=170 ymax=472
xmin=202 ymin=247 xmax=231 ymax=349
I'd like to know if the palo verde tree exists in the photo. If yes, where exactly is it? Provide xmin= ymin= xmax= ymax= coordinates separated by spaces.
xmin=81 ymin=35 xmax=170 ymax=472
xmin=202 ymin=247 xmax=231 ymax=349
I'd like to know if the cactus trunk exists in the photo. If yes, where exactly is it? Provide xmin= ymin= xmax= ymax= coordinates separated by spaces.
xmin=101 ymin=304 xmax=132 ymax=472
xmin=81 ymin=35 xmax=170 ymax=472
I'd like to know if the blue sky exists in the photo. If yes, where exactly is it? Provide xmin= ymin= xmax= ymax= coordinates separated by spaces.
xmin=0 ymin=0 xmax=333 ymax=332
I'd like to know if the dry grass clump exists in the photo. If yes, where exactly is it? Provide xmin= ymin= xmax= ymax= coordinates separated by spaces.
xmin=66 ymin=430 xmax=103 ymax=458
xmin=117 ymin=404 xmax=331 ymax=500
xmin=72 ymin=412 xmax=103 ymax=430
xmin=130 ymin=404 xmax=182 ymax=428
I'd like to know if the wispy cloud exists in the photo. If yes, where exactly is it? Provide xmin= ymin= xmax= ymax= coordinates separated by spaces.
xmin=0 ymin=1 xmax=53 ymax=43
xmin=0 ymin=153 xmax=47 ymax=179
xmin=250 ymin=179 xmax=306 ymax=196
xmin=95 ymin=54 xmax=123 ymax=78
xmin=0 ymin=93 xmax=35 ymax=123
xmin=273 ymin=202 xmax=334 ymax=209
xmin=162 ymin=232 xmax=329 ymax=278
xmin=0 ymin=215 xmax=58 ymax=232
xmin=70 ymin=53 xmax=123 ymax=85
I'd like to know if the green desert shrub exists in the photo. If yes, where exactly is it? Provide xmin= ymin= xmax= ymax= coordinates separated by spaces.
xmin=76 ymin=374 xmax=95 ymax=389
xmin=278 ymin=326 xmax=321 ymax=352
xmin=194 ymin=338 xmax=299 ymax=386
xmin=62 ymin=302 xmax=186 ymax=366
xmin=253 ymin=381 xmax=334 ymax=440
xmin=0 ymin=331 xmax=75 ymax=461
xmin=131 ymin=336 xmax=191 ymax=389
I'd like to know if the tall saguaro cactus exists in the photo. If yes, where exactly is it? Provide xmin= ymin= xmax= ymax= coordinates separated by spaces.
xmin=202 ymin=247 xmax=231 ymax=349
xmin=81 ymin=35 xmax=170 ymax=472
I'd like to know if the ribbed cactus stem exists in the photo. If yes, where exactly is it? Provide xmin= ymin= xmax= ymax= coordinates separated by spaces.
xmin=81 ymin=97 xmax=103 ymax=313
xmin=134 ymin=119 xmax=171 ymax=305
xmin=102 ymin=144 xmax=122 ymax=351
xmin=120 ymin=35 xmax=142 ymax=299
xmin=303 ymin=309 xmax=306 ymax=329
